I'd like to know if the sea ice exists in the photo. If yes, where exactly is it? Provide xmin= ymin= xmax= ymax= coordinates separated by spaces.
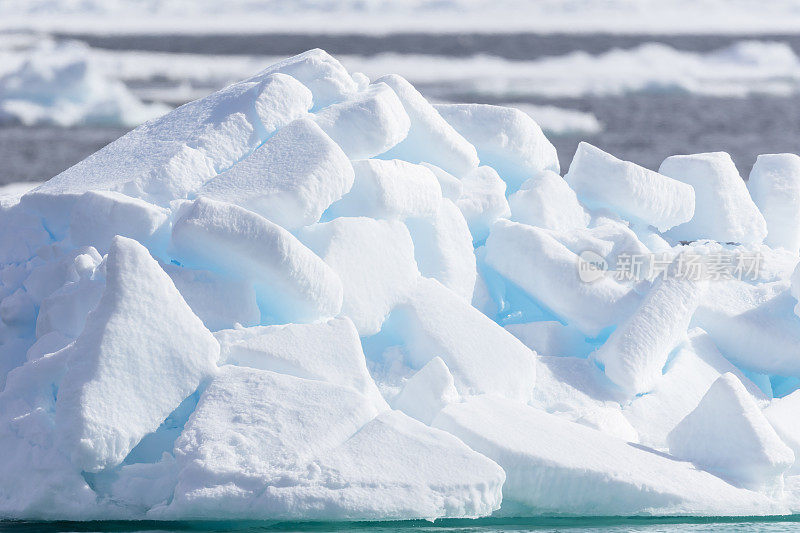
xmin=484 ymin=220 xmax=639 ymax=337
xmin=508 ymin=170 xmax=589 ymax=232
xmin=405 ymin=198 xmax=477 ymax=301
xmin=215 ymin=317 xmax=385 ymax=409
xmin=593 ymin=254 xmax=706 ymax=395
xmin=23 ymin=71 xmax=312 ymax=220
xmin=660 ymin=152 xmax=767 ymax=245
xmin=623 ymin=329 xmax=766 ymax=448
xmin=435 ymin=103 xmax=559 ymax=190
xmin=391 ymin=356 xmax=459 ymax=425
xmin=504 ymin=321 xmax=593 ymax=358
xmin=327 ymin=158 xmax=442 ymax=221
xmin=748 ymin=153 xmax=800 ymax=252
xmin=299 ymin=216 xmax=419 ymax=335
xmin=390 ymin=277 xmax=536 ymax=402
xmin=667 ymin=373 xmax=794 ymax=494
xmin=764 ymin=390 xmax=800 ymax=473
xmin=433 ymin=395 xmax=780 ymax=515
xmin=157 ymin=366 xmax=504 ymax=520
xmin=55 ymin=236 xmax=219 ymax=472
xmin=565 ymin=142 xmax=695 ymax=232
xmin=199 ymin=118 xmax=354 ymax=230
xmin=69 ymin=190 xmax=169 ymax=254
xmin=171 ymin=197 xmax=343 ymax=324
xmin=456 ymin=166 xmax=511 ymax=242
xmin=313 ymin=82 xmax=410 ymax=159
xmin=2 ymin=47 xmax=800 ymax=521
xmin=376 ymin=74 xmax=479 ymax=177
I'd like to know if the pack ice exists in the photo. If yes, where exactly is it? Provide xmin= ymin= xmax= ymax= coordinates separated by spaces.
xmin=2 ymin=48 xmax=800 ymax=521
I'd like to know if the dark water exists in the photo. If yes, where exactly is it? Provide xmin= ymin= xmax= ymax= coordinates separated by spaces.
xmin=0 ymin=126 xmax=127 ymax=185
xmin=3 ymin=516 xmax=800 ymax=533
xmin=55 ymin=32 xmax=800 ymax=59
xmin=2 ymin=32 xmax=799 ymax=185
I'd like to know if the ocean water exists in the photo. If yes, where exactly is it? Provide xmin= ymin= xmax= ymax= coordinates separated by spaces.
xmin=3 ymin=517 xmax=800 ymax=533
xmin=2 ymin=32 xmax=800 ymax=185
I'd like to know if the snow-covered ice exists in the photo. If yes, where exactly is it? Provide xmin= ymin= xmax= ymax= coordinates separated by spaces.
xmin=748 ymin=154 xmax=800 ymax=253
xmin=659 ymin=152 xmax=767 ymax=245
xmin=433 ymin=395 xmax=781 ymax=515
xmin=667 ymin=373 xmax=794 ymax=494
xmin=593 ymin=254 xmax=706 ymax=395
xmin=565 ymin=142 xmax=695 ymax=232
xmin=435 ymin=103 xmax=559 ymax=191
xmin=2 ymin=48 xmax=800 ymax=521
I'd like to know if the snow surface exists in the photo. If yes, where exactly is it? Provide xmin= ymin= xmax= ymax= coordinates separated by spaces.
xmin=3 ymin=48 xmax=800 ymax=520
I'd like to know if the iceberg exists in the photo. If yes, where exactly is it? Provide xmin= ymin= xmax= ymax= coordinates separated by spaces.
xmin=2 ymin=48 xmax=800 ymax=521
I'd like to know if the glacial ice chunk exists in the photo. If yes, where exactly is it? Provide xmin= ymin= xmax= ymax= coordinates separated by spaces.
xmin=391 ymin=356 xmax=459 ymax=425
xmin=565 ymin=142 xmax=695 ymax=232
xmin=376 ymin=74 xmax=479 ymax=177
xmin=508 ymin=170 xmax=589 ymax=232
xmin=667 ymin=373 xmax=794 ymax=494
xmin=300 ymin=217 xmax=419 ymax=335
xmin=171 ymin=198 xmax=343 ymax=324
xmin=433 ymin=395 xmax=779 ymax=515
xmin=54 ymin=236 xmax=219 ymax=472
xmin=660 ymin=152 xmax=767 ymax=244
xmin=391 ymin=277 xmax=536 ymax=401
xmin=436 ymin=103 xmax=560 ymax=190
xmin=200 ymin=118 xmax=354 ymax=230
xmin=748 ymin=153 xmax=800 ymax=252
xmin=313 ymin=82 xmax=410 ymax=159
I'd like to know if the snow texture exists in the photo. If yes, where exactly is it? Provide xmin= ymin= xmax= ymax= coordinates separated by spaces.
xmin=2 ymin=48 xmax=800 ymax=521
xmin=660 ymin=152 xmax=767 ymax=245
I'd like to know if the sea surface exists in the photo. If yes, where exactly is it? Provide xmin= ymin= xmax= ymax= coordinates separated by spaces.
xmin=3 ymin=516 xmax=800 ymax=533
xmin=3 ymin=32 xmax=800 ymax=185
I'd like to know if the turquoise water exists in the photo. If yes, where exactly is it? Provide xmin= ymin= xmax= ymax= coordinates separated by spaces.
xmin=3 ymin=517 xmax=800 ymax=532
